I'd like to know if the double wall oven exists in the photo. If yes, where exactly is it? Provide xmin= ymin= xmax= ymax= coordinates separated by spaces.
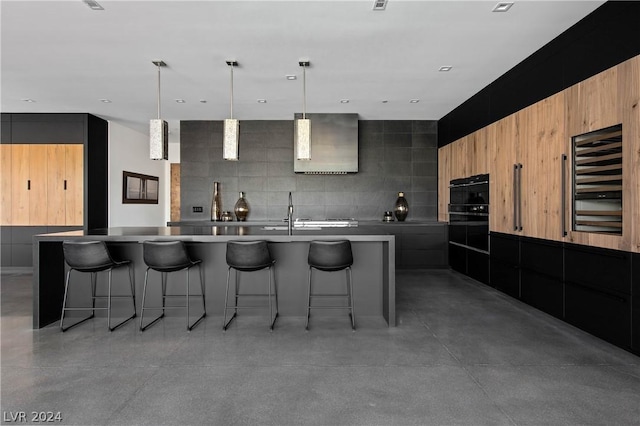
xmin=448 ymin=174 xmax=490 ymax=283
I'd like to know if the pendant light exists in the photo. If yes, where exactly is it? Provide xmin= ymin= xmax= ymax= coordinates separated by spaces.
xmin=295 ymin=60 xmax=311 ymax=160
xmin=149 ymin=60 xmax=168 ymax=160
xmin=223 ymin=60 xmax=239 ymax=161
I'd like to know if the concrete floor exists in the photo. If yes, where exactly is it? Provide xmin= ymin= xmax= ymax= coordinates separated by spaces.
xmin=1 ymin=269 xmax=639 ymax=426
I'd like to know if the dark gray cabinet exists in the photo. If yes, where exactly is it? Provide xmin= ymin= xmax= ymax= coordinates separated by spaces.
xmin=564 ymin=243 xmax=632 ymax=349
xmin=489 ymin=232 xmax=637 ymax=355
xmin=489 ymin=233 xmax=519 ymax=297
xmin=520 ymin=238 xmax=564 ymax=320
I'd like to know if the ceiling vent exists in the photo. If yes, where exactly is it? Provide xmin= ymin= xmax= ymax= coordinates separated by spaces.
xmin=373 ymin=0 xmax=387 ymax=11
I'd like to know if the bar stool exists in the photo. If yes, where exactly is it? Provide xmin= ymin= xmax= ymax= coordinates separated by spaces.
xmin=223 ymin=240 xmax=278 ymax=331
xmin=139 ymin=241 xmax=206 ymax=331
xmin=60 ymin=241 xmax=136 ymax=332
xmin=306 ymin=240 xmax=355 ymax=330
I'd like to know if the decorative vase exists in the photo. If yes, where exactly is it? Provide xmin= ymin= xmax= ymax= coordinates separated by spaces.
xmin=211 ymin=181 xmax=221 ymax=221
xmin=394 ymin=191 xmax=409 ymax=222
xmin=234 ymin=191 xmax=250 ymax=221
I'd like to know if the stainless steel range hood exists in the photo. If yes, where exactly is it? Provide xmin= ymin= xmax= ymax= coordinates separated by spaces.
xmin=294 ymin=113 xmax=358 ymax=174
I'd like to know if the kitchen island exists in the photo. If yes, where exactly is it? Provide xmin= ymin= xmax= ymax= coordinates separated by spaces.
xmin=32 ymin=226 xmax=395 ymax=329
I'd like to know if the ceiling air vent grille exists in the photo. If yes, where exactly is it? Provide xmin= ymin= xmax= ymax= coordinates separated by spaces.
xmin=373 ymin=0 xmax=387 ymax=11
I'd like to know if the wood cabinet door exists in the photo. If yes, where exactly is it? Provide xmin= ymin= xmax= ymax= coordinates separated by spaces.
xmin=28 ymin=145 xmax=49 ymax=225
xmin=47 ymin=144 xmax=67 ymax=225
xmin=11 ymin=144 xmax=32 ymax=225
xmin=467 ymin=128 xmax=489 ymax=176
xmin=450 ymin=136 xmax=468 ymax=181
xmin=437 ymin=144 xmax=452 ymax=222
xmin=65 ymin=144 xmax=83 ymax=226
xmin=518 ymin=92 xmax=566 ymax=242
xmin=488 ymin=115 xmax=518 ymax=235
xmin=0 ymin=145 xmax=12 ymax=225
xmin=620 ymin=56 xmax=640 ymax=253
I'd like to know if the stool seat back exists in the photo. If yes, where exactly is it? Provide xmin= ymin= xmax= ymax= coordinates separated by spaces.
xmin=143 ymin=241 xmax=194 ymax=272
xmin=63 ymin=241 xmax=117 ymax=272
xmin=226 ymin=240 xmax=274 ymax=271
xmin=308 ymin=240 xmax=353 ymax=271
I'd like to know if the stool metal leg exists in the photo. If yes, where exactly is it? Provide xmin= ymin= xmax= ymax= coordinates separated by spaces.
xmin=268 ymin=266 xmax=278 ymax=331
xmin=140 ymin=268 xmax=165 ymax=331
xmin=347 ymin=267 xmax=355 ymax=330
xmin=186 ymin=265 xmax=206 ymax=331
xmin=107 ymin=266 xmax=137 ymax=332
xmin=305 ymin=267 xmax=312 ymax=330
xmin=222 ymin=267 xmax=236 ymax=330
xmin=60 ymin=269 xmax=97 ymax=332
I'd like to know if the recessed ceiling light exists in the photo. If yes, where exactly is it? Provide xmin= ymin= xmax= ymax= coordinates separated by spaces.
xmin=83 ymin=0 xmax=104 ymax=10
xmin=286 ymin=75 xmax=297 ymax=80
xmin=257 ymin=99 xmax=267 ymax=103
xmin=439 ymin=66 xmax=453 ymax=72
xmin=99 ymin=99 xmax=112 ymax=103
xmin=409 ymin=99 xmax=420 ymax=103
xmin=175 ymin=99 xmax=186 ymax=103
xmin=21 ymin=98 xmax=35 ymax=103
xmin=340 ymin=99 xmax=350 ymax=104
xmin=372 ymin=0 xmax=387 ymax=11
xmin=493 ymin=2 xmax=514 ymax=12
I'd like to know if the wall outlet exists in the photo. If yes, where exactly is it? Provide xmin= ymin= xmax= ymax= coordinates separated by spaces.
xmin=192 ymin=206 xmax=203 ymax=213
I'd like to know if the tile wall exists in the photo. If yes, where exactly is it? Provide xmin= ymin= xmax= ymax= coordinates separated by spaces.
xmin=179 ymin=119 xmax=437 ymax=221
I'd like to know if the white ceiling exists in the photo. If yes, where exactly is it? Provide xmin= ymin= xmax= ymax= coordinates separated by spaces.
xmin=1 ymin=0 xmax=605 ymax=139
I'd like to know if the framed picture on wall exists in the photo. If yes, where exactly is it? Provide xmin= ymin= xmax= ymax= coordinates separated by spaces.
xmin=122 ymin=171 xmax=159 ymax=204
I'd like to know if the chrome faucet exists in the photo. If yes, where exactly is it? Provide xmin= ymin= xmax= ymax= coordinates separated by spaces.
xmin=287 ymin=192 xmax=294 ymax=235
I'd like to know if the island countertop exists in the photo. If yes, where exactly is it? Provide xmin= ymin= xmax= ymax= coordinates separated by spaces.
xmin=33 ymin=226 xmax=396 ymax=329
xmin=38 ymin=225 xmax=397 ymax=242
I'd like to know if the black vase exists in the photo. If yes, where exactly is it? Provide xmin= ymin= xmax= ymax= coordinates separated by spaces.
xmin=394 ymin=192 xmax=409 ymax=222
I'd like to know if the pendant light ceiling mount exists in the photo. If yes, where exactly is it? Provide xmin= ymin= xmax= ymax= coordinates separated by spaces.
xmin=223 ymin=59 xmax=240 ymax=161
xmin=295 ymin=60 xmax=312 ymax=161
xmin=149 ymin=59 xmax=168 ymax=160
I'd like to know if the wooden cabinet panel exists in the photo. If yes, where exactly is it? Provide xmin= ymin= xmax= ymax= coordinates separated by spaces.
xmin=620 ymin=56 xmax=640 ymax=253
xmin=65 ymin=145 xmax=84 ymax=226
xmin=0 ymin=145 xmax=12 ymax=225
xmin=450 ymin=136 xmax=468 ymax=181
xmin=7 ymin=144 xmax=83 ymax=226
xmin=29 ymin=145 xmax=49 ymax=225
xmin=11 ymin=144 xmax=32 ymax=225
xmin=437 ymin=144 xmax=452 ymax=222
xmin=47 ymin=144 xmax=67 ymax=225
xmin=518 ymin=92 xmax=566 ymax=242
xmin=488 ymin=115 xmax=517 ymax=234
xmin=467 ymin=128 xmax=489 ymax=176
xmin=566 ymin=65 xmax=619 ymax=136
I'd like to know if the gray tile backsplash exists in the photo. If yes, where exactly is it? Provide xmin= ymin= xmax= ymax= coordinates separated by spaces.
xmin=180 ymin=120 xmax=438 ymax=221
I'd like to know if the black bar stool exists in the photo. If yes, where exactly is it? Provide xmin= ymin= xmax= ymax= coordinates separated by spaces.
xmin=60 ymin=241 xmax=136 ymax=332
xmin=139 ymin=241 xmax=206 ymax=331
xmin=306 ymin=240 xmax=355 ymax=330
xmin=223 ymin=240 xmax=278 ymax=331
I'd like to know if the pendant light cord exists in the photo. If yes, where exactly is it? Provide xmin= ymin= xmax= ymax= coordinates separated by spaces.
xmin=156 ymin=64 xmax=161 ymax=120
xmin=230 ymin=63 xmax=234 ymax=119
xmin=302 ymin=63 xmax=307 ymax=120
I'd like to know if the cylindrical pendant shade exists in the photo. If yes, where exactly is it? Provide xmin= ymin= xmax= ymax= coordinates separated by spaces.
xmin=295 ymin=118 xmax=311 ymax=160
xmin=223 ymin=118 xmax=239 ymax=161
xmin=150 ymin=119 xmax=168 ymax=160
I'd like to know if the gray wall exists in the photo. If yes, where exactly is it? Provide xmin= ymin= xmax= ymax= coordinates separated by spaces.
xmin=180 ymin=120 xmax=438 ymax=221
